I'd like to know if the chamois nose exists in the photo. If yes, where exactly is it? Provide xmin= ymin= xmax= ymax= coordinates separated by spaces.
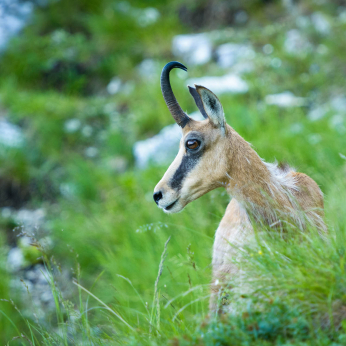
xmin=153 ymin=191 xmax=163 ymax=205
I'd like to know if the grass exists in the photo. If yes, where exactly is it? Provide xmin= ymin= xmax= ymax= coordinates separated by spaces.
xmin=1 ymin=0 xmax=346 ymax=344
xmin=5 ymin=197 xmax=346 ymax=345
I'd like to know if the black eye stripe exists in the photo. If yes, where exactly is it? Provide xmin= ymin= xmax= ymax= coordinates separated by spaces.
xmin=169 ymin=150 xmax=203 ymax=190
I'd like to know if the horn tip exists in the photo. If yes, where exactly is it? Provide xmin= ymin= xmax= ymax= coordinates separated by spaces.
xmin=163 ymin=61 xmax=187 ymax=73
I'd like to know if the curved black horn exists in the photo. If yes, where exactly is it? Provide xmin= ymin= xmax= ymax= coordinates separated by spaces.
xmin=161 ymin=61 xmax=190 ymax=128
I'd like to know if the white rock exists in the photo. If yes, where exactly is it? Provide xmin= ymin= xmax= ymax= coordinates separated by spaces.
xmin=1 ymin=207 xmax=11 ymax=218
xmin=339 ymin=10 xmax=346 ymax=24
xmin=330 ymin=95 xmax=346 ymax=113
xmin=19 ymin=236 xmax=32 ymax=247
xmin=51 ymin=29 xmax=67 ymax=44
xmin=316 ymin=44 xmax=328 ymax=55
xmin=7 ymin=247 xmax=24 ymax=271
xmin=115 ymin=3 xmax=160 ymax=27
xmin=282 ymin=0 xmax=294 ymax=9
xmin=40 ymin=290 xmax=53 ymax=303
xmin=103 ymin=103 xmax=118 ymax=116
xmin=133 ymin=112 xmax=204 ymax=169
xmin=39 ymin=236 xmax=53 ymax=250
xmin=311 ymin=12 xmax=330 ymax=35
xmin=216 ymin=43 xmax=255 ymax=69
xmin=107 ymin=77 xmax=122 ymax=95
xmin=231 ymin=61 xmax=255 ymax=75
xmin=15 ymin=208 xmax=46 ymax=232
xmin=134 ymin=124 xmax=180 ymax=169
xmin=105 ymin=156 xmax=128 ymax=173
xmin=64 ymin=118 xmax=81 ymax=133
xmin=81 ymin=125 xmax=93 ymax=137
xmin=172 ymin=33 xmax=212 ymax=66
xmin=187 ymin=74 xmax=249 ymax=94
xmin=22 ymin=264 xmax=55 ymax=310
xmin=284 ymin=29 xmax=312 ymax=55
xmin=59 ymin=182 xmax=77 ymax=199
xmin=84 ymin=146 xmax=98 ymax=158
xmin=24 ymin=265 xmax=48 ymax=284
xmin=137 ymin=7 xmax=160 ymax=27
xmin=0 ymin=0 xmax=33 ymax=50
xmin=234 ymin=11 xmax=248 ymax=24
xmin=0 ymin=119 xmax=24 ymax=147
xmin=262 ymin=44 xmax=274 ymax=55
xmin=330 ymin=114 xmax=345 ymax=133
xmin=307 ymin=105 xmax=328 ymax=121
xmin=122 ymin=81 xmax=134 ymax=95
xmin=265 ymin=92 xmax=306 ymax=108
xmin=330 ymin=114 xmax=344 ymax=126
xmin=137 ymin=59 xmax=159 ymax=79
xmin=308 ymin=133 xmax=322 ymax=145
xmin=296 ymin=16 xmax=311 ymax=29
xmin=308 ymin=96 xmax=346 ymax=122
xmin=289 ymin=123 xmax=304 ymax=134
xmin=271 ymin=58 xmax=282 ymax=68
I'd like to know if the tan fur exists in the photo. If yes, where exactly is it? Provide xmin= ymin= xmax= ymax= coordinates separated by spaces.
xmin=154 ymin=103 xmax=326 ymax=313
xmin=210 ymin=199 xmax=252 ymax=312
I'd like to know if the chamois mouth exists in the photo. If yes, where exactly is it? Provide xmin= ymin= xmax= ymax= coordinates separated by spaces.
xmin=164 ymin=199 xmax=179 ymax=211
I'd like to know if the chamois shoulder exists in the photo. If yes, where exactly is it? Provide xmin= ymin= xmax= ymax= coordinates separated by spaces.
xmin=288 ymin=171 xmax=324 ymax=212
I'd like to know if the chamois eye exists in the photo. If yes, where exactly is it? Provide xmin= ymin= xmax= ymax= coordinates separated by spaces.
xmin=186 ymin=139 xmax=200 ymax=150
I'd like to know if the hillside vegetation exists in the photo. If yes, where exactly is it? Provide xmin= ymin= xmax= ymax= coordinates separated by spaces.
xmin=0 ymin=0 xmax=346 ymax=345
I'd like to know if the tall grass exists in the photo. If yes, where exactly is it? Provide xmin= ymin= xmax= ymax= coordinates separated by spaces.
xmin=5 ymin=183 xmax=346 ymax=345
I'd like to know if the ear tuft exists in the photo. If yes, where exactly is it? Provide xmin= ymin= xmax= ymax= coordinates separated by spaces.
xmin=195 ymin=85 xmax=226 ymax=134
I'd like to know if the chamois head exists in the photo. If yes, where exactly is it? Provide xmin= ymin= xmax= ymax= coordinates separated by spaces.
xmin=153 ymin=62 xmax=231 ymax=213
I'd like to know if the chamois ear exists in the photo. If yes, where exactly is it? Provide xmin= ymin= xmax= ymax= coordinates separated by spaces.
xmin=195 ymin=85 xmax=226 ymax=135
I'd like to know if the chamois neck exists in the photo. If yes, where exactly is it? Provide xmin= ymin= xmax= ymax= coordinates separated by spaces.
xmin=225 ymin=129 xmax=270 ymax=200
xmin=223 ymin=127 xmax=289 ymax=221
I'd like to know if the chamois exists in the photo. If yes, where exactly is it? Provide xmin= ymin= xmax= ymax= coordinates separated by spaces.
xmin=153 ymin=61 xmax=326 ymax=312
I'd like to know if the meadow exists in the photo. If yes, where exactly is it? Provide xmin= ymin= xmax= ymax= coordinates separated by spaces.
xmin=0 ymin=0 xmax=346 ymax=344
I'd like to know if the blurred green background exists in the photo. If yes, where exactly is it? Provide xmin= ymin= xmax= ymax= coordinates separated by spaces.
xmin=1 ymin=0 xmax=346 ymax=344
